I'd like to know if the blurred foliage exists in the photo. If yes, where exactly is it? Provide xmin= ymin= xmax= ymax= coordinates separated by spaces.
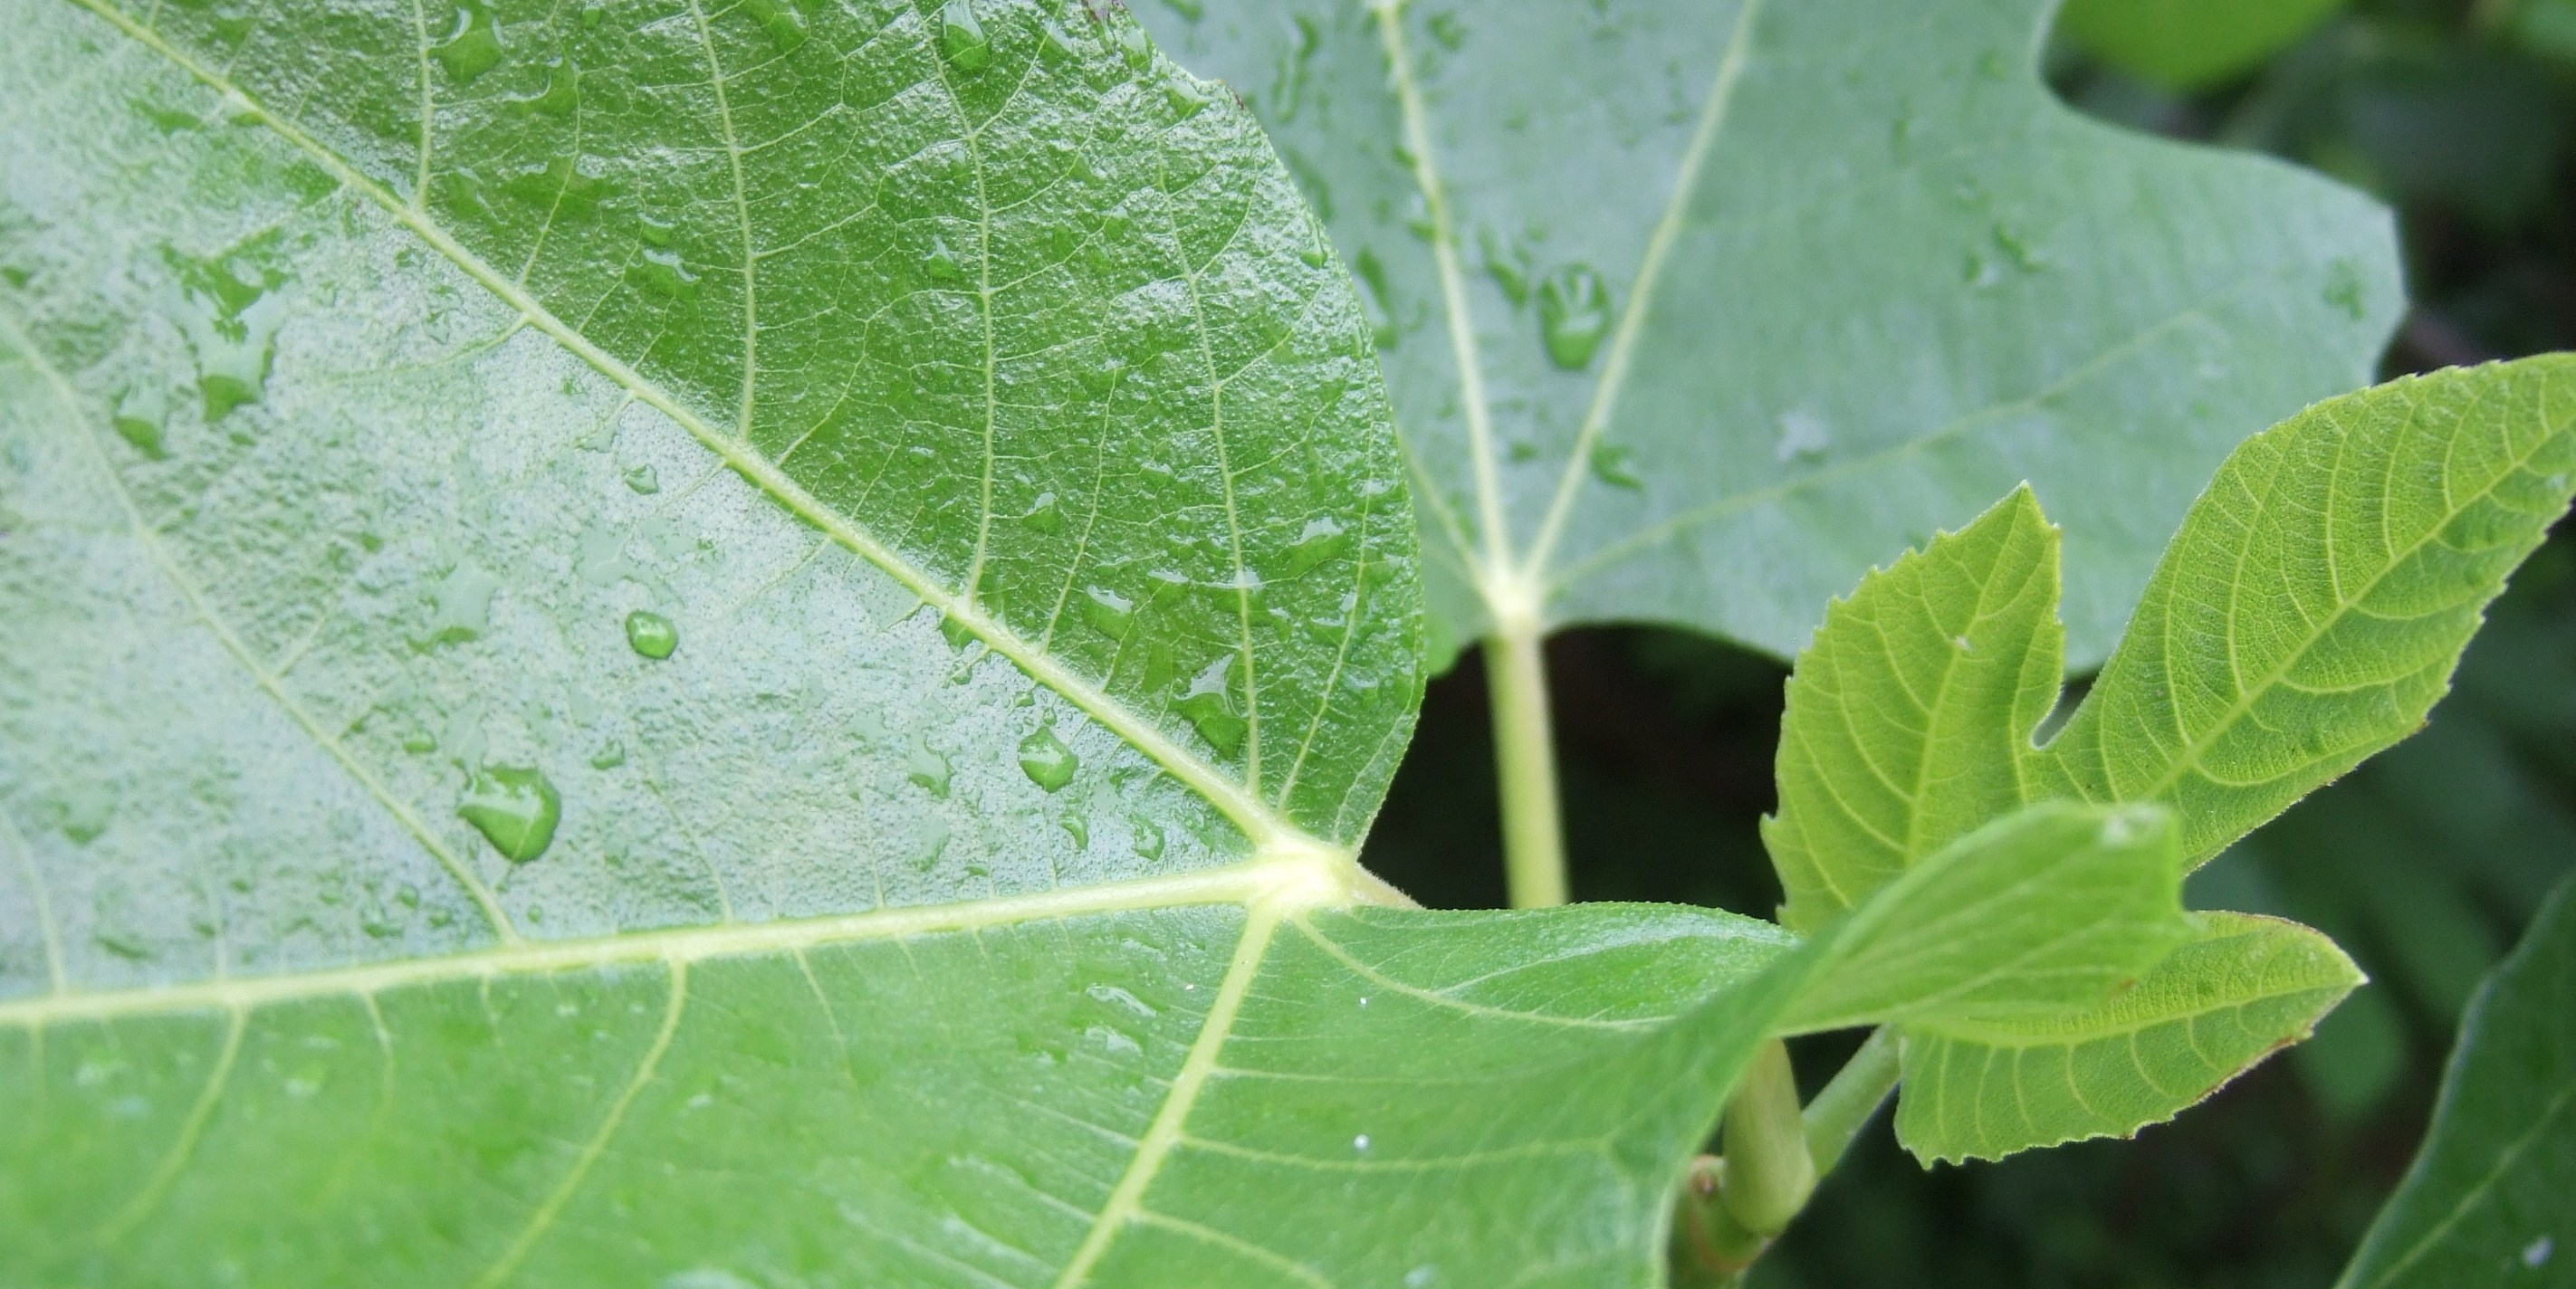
xmin=2060 ymin=0 xmax=2354 ymax=90
xmin=1360 ymin=0 xmax=2576 ymax=1282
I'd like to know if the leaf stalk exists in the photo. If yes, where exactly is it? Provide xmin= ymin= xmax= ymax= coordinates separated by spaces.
xmin=1483 ymin=612 xmax=1569 ymax=908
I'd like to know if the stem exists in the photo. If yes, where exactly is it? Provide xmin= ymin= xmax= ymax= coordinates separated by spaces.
xmin=1717 ymin=1038 xmax=1816 ymax=1236
xmin=1802 ymin=1026 xmax=1902 ymax=1176
xmin=1483 ymin=620 xmax=1569 ymax=908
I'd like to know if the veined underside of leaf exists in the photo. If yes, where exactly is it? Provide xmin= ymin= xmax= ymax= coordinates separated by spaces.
xmin=1141 ymin=0 xmax=2401 ymax=668
xmin=1762 ymin=356 xmax=2576 ymax=1161
xmin=0 ymin=0 xmax=1843 ymax=1283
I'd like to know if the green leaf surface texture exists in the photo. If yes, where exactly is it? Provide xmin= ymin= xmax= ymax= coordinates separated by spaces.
xmin=1897 ymin=912 xmax=2362 ymax=1165
xmin=2057 ymin=0 xmax=2352 ymax=91
xmin=2338 ymin=868 xmax=2576 ymax=1289
xmin=0 ymin=0 xmax=1824 ymax=1282
xmin=1138 ymin=0 xmax=2400 ymax=668
xmin=1765 ymin=356 xmax=2576 ymax=1160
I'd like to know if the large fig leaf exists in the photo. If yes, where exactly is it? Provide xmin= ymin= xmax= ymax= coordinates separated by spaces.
xmin=0 ymin=0 xmax=2223 ymax=1282
xmin=1140 ymin=0 xmax=2400 ymax=667
xmin=2338 ymin=868 xmax=2576 ymax=1289
xmin=1764 ymin=356 xmax=2576 ymax=1160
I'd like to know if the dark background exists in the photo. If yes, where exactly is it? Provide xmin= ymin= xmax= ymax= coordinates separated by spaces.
xmin=1357 ymin=1 xmax=2576 ymax=1284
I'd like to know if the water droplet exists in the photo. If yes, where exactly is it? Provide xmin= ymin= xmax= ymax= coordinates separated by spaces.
xmin=924 ymin=234 xmax=966 ymax=283
xmin=1298 ymin=239 xmax=1330 ymax=270
xmin=1164 ymin=79 xmax=1211 ymax=120
xmin=937 ymin=610 xmax=977 ymax=651
xmin=742 ymin=0 xmax=807 ymax=51
xmin=112 ymin=385 xmax=169 ymax=458
xmin=1018 ymin=725 xmax=1078 ymax=792
xmin=2322 ymin=257 xmax=2367 ymax=320
xmin=1282 ymin=516 xmax=1350 ymax=577
xmin=1352 ymin=247 xmax=1401 ymax=349
xmin=1991 ymin=221 xmax=2047 ymax=272
xmin=624 ymin=463 xmax=659 ymax=493
xmin=47 ymin=784 xmax=113 ymax=845
xmin=1352 ymin=1133 xmax=1370 ymax=1151
xmin=1081 ymin=586 xmax=1135 ymax=640
xmin=512 ymin=55 xmax=580 ymax=116
xmin=630 ymin=247 xmax=699 ymax=302
xmin=2524 ymin=1236 xmax=2554 ymax=1269
xmin=908 ymin=740 xmax=953 ymax=798
xmin=458 ymin=764 xmax=560 ymax=863
xmin=1087 ymin=983 xmax=1159 ymax=1018
xmin=1405 ymin=1266 xmax=1438 ymax=1287
xmin=1537 ymin=263 xmax=1610 ymax=369
xmin=1961 ymin=250 xmax=2001 ymax=291
xmin=1358 ymin=996 xmax=1369 ymax=1007
xmin=1774 ymin=409 xmax=1831 ymax=463
xmin=940 ymin=0 xmax=992 ymax=72
xmin=589 ymin=740 xmax=627 ymax=769
xmin=1132 ymin=817 xmax=1165 ymax=860
xmin=168 ymin=248 xmax=290 ymax=419
xmin=402 ymin=728 xmax=439 ymax=755
xmin=1060 ymin=812 xmax=1089 ymax=848
xmin=1175 ymin=654 xmax=1247 ymax=756
xmin=1589 ymin=443 xmax=1643 ymax=490
xmin=95 ymin=931 xmax=153 ymax=962
xmin=1479 ymin=226 xmax=1532 ymax=306
xmin=433 ymin=0 xmax=504 ymax=84
xmin=1020 ymin=491 xmax=1064 ymax=533
xmin=625 ymin=610 xmax=678 ymax=659
xmin=1111 ymin=18 xmax=1153 ymax=71
xmin=415 ymin=560 xmax=501 ymax=647
xmin=637 ymin=213 xmax=678 ymax=248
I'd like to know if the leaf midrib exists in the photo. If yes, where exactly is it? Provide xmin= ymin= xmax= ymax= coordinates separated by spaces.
xmin=69 ymin=0 xmax=1335 ymax=865
xmin=0 ymin=853 xmax=1382 ymax=1027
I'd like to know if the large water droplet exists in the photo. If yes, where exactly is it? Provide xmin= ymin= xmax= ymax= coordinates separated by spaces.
xmin=1081 ymin=586 xmax=1135 ymax=641
xmin=433 ymin=0 xmax=504 ymax=84
xmin=626 ymin=610 xmax=678 ymax=659
xmin=1132 ymin=816 xmax=1164 ymax=860
xmin=1175 ymin=654 xmax=1247 ymax=756
xmin=168 ymin=249 xmax=290 ymax=420
xmin=1537 ymin=263 xmax=1610 ymax=369
xmin=940 ymin=0 xmax=991 ymax=72
xmin=1018 ymin=725 xmax=1077 ymax=792
xmin=458 ymin=764 xmax=560 ymax=862
xmin=1774 ymin=409 xmax=1831 ymax=463
xmin=624 ymin=463 xmax=660 ymax=493
xmin=415 ymin=560 xmax=501 ymax=647
xmin=512 ymin=55 xmax=580 ymax=116
xmin=742 ymin=0 xmax=807 ymax=51
xmin=924 ymin=234 xmax=967 ymax=283
xmin=908 ymin=740 xmax=953 ymax=798
xmin=1588 ymin=443 xmax=1643 ymax=491
xmin=1282 ymin=516 xmax=1350 ymax=577
xmin=1352 ymin=248 xmax=1401 ymax=350
xmin=112 ymin=385 xmax=170 ymax=459
xmin=629 ymin=247 xmax=699 ymax=302
xmin=1479 ymin=225 xmax=1533 ymax=306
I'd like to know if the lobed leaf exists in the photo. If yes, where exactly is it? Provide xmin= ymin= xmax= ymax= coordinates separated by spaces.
xmin=1141 ymin=0 xmax=2399 ymax=667
xmin=2336 ymin=868 xmax=2576 ymax=1289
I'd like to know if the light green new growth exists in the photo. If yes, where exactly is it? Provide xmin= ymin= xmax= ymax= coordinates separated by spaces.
xmin=1767 ymin=356 xmax=2576 ymax=1161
